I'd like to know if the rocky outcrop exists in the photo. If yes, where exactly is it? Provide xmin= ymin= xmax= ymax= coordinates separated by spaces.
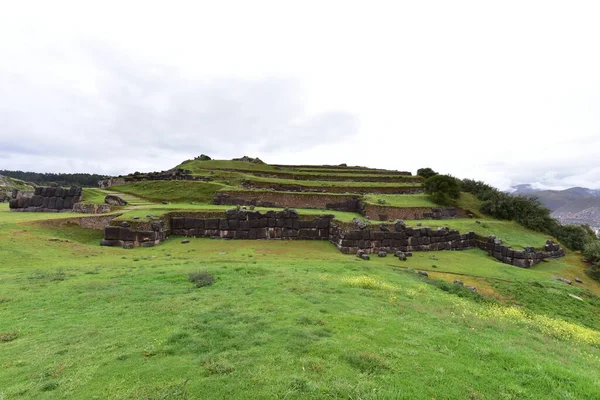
xmin=104 ymin=195 xmax=128 ymax=206
xmin=232 ymin=156 xmax=265 ymax=164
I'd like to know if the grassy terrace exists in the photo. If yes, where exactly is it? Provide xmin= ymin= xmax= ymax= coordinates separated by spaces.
xmin=111 ymin=181 xmax=226 ymax=203
xmin=1 ymin=201 xmax=600 ymax=398
xmin=365 ymin=194 xmax=437 ymax=207
xmin=179 ymin=160 xmax=420 ymax=180
xmin=241 ymin=174 xmax=422 ymax=188
xmin=111 ymin=203 xmax=362 ymax=223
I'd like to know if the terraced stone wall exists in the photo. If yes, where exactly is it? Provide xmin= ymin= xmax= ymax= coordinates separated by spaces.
xmin=330 ymin=222 xmax=564 ymax=268
xmin=214 ymin=191 xmax=364 ymax=213
xmin=364 ymin=204 xmax=467 ymax=220
xmin=241 ymin=180 xmax=423 ymax=194
xmin=475 ymin=237 xmax=565 ymax=268
xmin=330 ymin=224 xmax=477 ymax=255
xmin=9 ymin=187 xmax=82 ymax=212
xmin=100 ymin=210 xmax=333 ymax=247
xmin=214 ymin=169 xmax=421 ymax=183
xmin=170 ymin=209 xmax=332 ymax=240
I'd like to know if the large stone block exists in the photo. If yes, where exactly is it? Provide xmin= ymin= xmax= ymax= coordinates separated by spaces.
xmin=171 ymin=218 xmax=184 ymax=229
xmin=205 ymin=219 xmax=219 ymax=230
xmin=105 ymin=226 xmax=120 ymax=240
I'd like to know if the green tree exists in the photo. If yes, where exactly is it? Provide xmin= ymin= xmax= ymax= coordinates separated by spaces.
xmin=417 ymin=168 xmax=438 ymax=179
xmin=423 ymin=175 xmax=460 ymax=206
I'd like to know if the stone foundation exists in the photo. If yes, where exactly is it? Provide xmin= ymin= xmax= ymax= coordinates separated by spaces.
xmin=99 ymin=209 xmax=565 ymax=269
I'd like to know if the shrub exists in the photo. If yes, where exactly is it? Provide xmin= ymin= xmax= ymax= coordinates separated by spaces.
xmin=423 ymin=174 xmax=460 ymax=206
xmin=0 ymin=331 xmax=18 ymax=342
xmin=417 ymin=167 xmax=438 ymax=179
xmin=583 ymin=241 xmax=600 ymax=262
xmin=188 ymin=271 xmax=215 ymax=287
xmin=461 ymin=178 xmax=596 ymax=251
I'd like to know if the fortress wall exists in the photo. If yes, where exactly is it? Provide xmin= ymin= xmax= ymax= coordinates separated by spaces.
xmin=9 ymin=187 xmax=83 ymax=212
xmin=330 ymin=223 xmax=564 ymax=268
xmin=241 ymin=180 xmax=423 ymax=194
xmin=99 ymin=209 xmax=565 ymax=268
xmin=100 ymin=209 xmax=333 ymax=248
xmin=214 ymin=191 xmax=364 ymax=213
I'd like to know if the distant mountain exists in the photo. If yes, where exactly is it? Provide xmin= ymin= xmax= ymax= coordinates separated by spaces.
xmin=510 ymin=184 xmax=600 ymax=230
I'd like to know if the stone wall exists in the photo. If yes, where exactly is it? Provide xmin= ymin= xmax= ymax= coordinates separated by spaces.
xmin=214 ymin=169 xmax=421 ymax=183
xmin=330 ymin=223 xmax=476 ymax=255
xmin=241 ymin=180 xmax=423 ymax=194
xmin=101 ymin=220 xmax=167 ymax=248
xmin=330 ymin=221 xmax=564 ymax=268
xmin=364 ymin=204 xmax=468 ymax=221
xmin=9 ymin=187 xmax=82 ymax=212
xmin=170 ymin=209 xmax=333 ymax=240
xmin=100 ymin=209 xmax=333 ymax=247
xmin=98 ymin=208 xmax=565 ymax=268
xmin=98 ymin=169 xmax=213 ymax=188
xmin=271 ymin=165 xmax=413 ymax=175
xmin=214 ymin=190 xmax=364 ymax=212
xmin=475 ymin=237 xmax=565 ymax=268
xmin=72 ymin=203 xmax=112 ymax=214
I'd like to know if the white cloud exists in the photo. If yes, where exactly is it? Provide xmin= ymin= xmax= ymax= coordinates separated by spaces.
xmin=0 ymin=1 xmax=599 ymax=190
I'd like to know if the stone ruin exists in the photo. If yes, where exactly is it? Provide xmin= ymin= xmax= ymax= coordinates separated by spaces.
xmin=98 ymin=168 xmax=213 ymax=188
xmin=99 ymin=209 xmax=565 ymax=268
xmin=9 ymin=186 xmax=82 ymax=212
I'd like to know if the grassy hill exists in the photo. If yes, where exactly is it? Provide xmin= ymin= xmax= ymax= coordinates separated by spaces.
xmin=0 ymin=174 xmax=35 ymax=202
xmin=1 ymin=159 xmax=599 ymax=398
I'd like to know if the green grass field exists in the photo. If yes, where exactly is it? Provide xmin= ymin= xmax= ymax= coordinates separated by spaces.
xmin=365 ymin=194 xmax=438 ymax=207
xmin=111 ymin=181 xmax=226 ymax=204
xmin=1 ymin=202 xmax=600 ymax=398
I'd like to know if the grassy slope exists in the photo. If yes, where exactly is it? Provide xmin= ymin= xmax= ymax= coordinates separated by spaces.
xmin=242 ymin=174 xmax=422 ymax=188
xmin=1 ymin=203 xmax=600 ymax=399
xmin=111 ymin=181 xmax=226 ymax=203
xmin=179 ymin=160 xmax=418 ymax=179
xmin=364 ymin=193 xmax=437 ymax=207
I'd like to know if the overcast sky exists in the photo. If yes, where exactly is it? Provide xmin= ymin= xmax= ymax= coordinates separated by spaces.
xmin=1 ymin=1 xmax=599 ymax=190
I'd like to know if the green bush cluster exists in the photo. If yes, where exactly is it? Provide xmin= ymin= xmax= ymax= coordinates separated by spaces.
xmin=189 ymin=271 xmax=215 ymax=287
xmin=423 ymin=174 xmax=460 ymax=206
xmin=416 ymin=167 xmax=438 ymax=179
xmin=583 ymin=241 xmax=600 ymax=261
xmin=460 ymin=179 xmax=597 ymax=250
